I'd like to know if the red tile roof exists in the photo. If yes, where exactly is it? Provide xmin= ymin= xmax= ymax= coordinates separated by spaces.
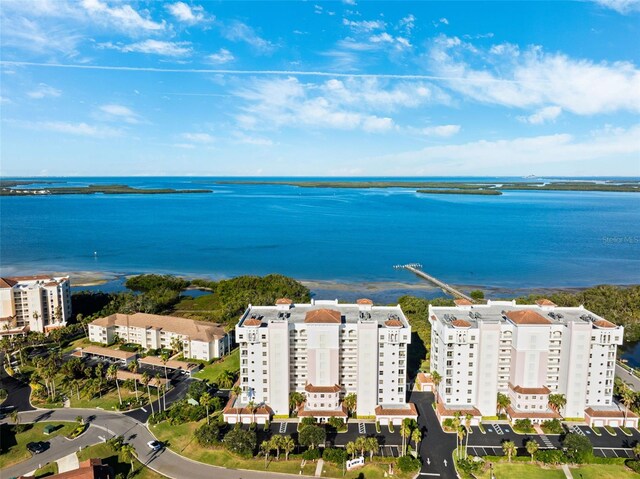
xmin=536 ymin=299 xmax=557 ymax=307
xmin=243 ymin=318 xmax=262 ymax=327
xmin=454 ymin=299 xmax=473 ymax=306
xmin=305 ymin=384 xmax=341 ymax=393
xmin=276 ymin=298 xmax=293 ymax=305
xmin=304 ymin=309 xmax=342 ymax=324
xmin=297 ymin=404 xmax=348 ymax=417
xmin=509 ymin=383 xmax=551 ymax=395
xmin=416 ymin=372 xmax=431 ymax=384
xmin=593 ymin=319 xmax=617 ymax=329
xmin=385 ymin=319 xmax=403 ymax=327
xmin=375 ymin=403 xmax=418 ymax=417
xmin=451 ymin=319 xmax=472 ymax=328
xmin=0 ymin=277 xmax=18 ymax=288
xmin=356 ymin=298 xmax=373 ymax=305
xmin=585 ymin=407 xmax=637 ymax=418
xmin=19 ymin=458 xmax=112 ymax=479
xmin=505 ymin=309 xmax=551 ymax=325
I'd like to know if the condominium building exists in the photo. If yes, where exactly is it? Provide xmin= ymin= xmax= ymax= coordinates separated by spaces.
xmin=225 ymin=299 xmax=418 ymax=425
xmin=88 ymin=313 xmax=232 ymax=361
xmin=430 ymin=299 xmax=637 ymax=427
xmin=0 ymin=275 xmax=71 ymax=334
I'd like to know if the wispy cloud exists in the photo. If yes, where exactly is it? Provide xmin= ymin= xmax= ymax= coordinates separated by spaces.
xmin=233 ymin=132 xmax=274 ymax=146
xmin=181 ymin=132 xmax=215 ymax=143
xmin=591 ymin=0 xmax=640 ymax=13
xmin=206 ymin=48 xmax=234 ymax=64
xmin=97 ymin=104 xmax=141 ymax=124
xmin=221 ymin=21 xmax=275 ymax=54
xmin=518 ymin=106 xmax=562 ymax=125
xmin=0 ymin=17 xmax=83 ymax=58
xmin=166 ymin=2 xmax=208 ymax=24
xmin=99 ymin=40 xmax=192 ymax=57
xmin=27 ymin=83 xmax=62 ymax=99
xmin=81 ymin=0 xmax=165 ymax=31
xmin=420 ymin=124 xmax=461 ymax=137
xmin=428 ymin=35 xmax=640 ymax=115
xmin=342 ymin=18 xmax=385 ymax=32
xmin=10 ymin=119 xmax=121 ymax=138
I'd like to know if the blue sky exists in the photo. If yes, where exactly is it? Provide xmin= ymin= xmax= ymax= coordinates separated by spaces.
xmin=1 ymin=0 xmax=639 ymax=176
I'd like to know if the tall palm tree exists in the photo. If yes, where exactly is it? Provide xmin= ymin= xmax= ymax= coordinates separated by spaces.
xmin=411 ymin=428 xmax=422 ymax=457
xmin=464 ymin=413 xmax=473 ymax=458
xmin=160 ymin=351 xmax=170 ymax=390
xmin=120 ymin=443 xmax=136 ymax=474
xmin=154 ymin=373 xmax=162 ymax=411
xmin=346 ymin=441 xmax=357 ymax=459
xmin=95 ymin=363 xmax=104 ymax=399
xmin=621 ymin=384 xmax=634 ymax=424
xmin=451 ymin=412 xmax=462 ymax=458
xmin=282 ymin=435 xmax=295 ymax=461
xmin=343 ymin=393 xmax=357 ymax=417
xmin=431 ymin=371 xmax=442 ymax=404
xmin=502 ymin=440 xmax=517 ymax=462
xmin=200 ymin=392 xmax=212 ymax=424
xmin=260 ymin=439 xmax=271 ymax=468
xmin=399 ymin=419 xmax=412 ymax=456
xmin=247 ymin=400 xmax=256 ymax=424
xmin=355 ymin=436 xmax=367 ymax=458
xmin=142 ymin=372 xmax=153 ymax=415
xmin=128 ymin=360 xmax=139 ymax=400
xmin=496 ymin=392 xmax=511 ymax=417
xmin=216 ymin=369 xmax=236 ymax=389
xmin=526 ymin=439 xmax=539 ymax=463
xmin=107 ymin=364 xmax=122 ymax=406
xmin=232 ymin=385 xmax=242 ymax=424
xmin=271 ymin=434 xmax=284 ymax=460
xmin=457 ymin=425 xmax=466 ymax=460
xmin=365 ymin=436 xmax=379 ymax=461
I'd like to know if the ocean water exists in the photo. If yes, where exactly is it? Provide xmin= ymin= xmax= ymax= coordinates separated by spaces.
xmin=1 ymin=177 xmax=639 ymax=290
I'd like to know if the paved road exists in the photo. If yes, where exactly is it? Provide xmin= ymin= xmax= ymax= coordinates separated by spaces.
xmin=0 ymin=352 xmax=35 ymax=412
xmin=410 ymin=391 xmax=458 ymax=479
xmin=616 ymin=363 xmax=640 ymax=391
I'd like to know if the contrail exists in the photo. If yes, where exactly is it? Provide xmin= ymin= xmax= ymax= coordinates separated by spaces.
xmin=0 ymin=60 xmax=526 ymax=83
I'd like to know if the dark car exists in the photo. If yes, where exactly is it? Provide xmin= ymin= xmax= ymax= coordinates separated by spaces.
xmin=26 ymin=441 xmax=48 ymax=454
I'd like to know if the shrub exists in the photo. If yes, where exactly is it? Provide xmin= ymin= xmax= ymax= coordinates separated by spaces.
xmin=541 ymin=419 xmax=563 ymax=434
xmin=323 ymin=447 xmax=347 ymax=464
xmin=148 ymin=400 xmax=206 ymax=425
xmin=443 ymin=418 xmax=454 ymax=428
xmin=300 ymin=417 xmax=316 ymax=428
xmin=535 ymin=449 xmax=566 ymax=465
xmin=118 ymin=343 xmax=141 ymax=352
xmin=514 ymin=418 xmax=534 ymax=432
xmin=327 ymin=417 xmax=345 ymax=431
xmin=195 ymin=422 xmax=222 ymax=447
xmin=470 ymin=290 xmax=485 ymax=300
xmin=302 ymin=449 xmax=321 ymax=460
xmin=223 ymin=428 xmax=256 ymax=458
xmin=397 ymin=455 xmax=421 ymax=472
xmin=457 ymin=457 xmax=482 ymax=474
xmin=625 ymin=459 xmax=640 ymax=473
xmin=563 ymin=433 xmax=593 ymax=464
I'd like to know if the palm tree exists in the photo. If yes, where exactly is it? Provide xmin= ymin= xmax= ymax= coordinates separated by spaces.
xmin=142 ymin=372 xmax=154 ymax=415
xmin=365 ymin=436 xmax=379 ymax=461
xmin=247 ymin=400 xmax=257 ymax=424
xmin=451 ymin=412 xmax=462 ymax=458
xmin=496 ymin=392 xmax=511 ymax=417
xmin=289 ymin=391 xmax=305 ymax=415
xmin=260 ymin=439 xmax=271 ymax=468
xmin=128 ymin=360 xmax=139 ymax=400
xmin=411 ymin=428 xmax=422 ymax=457
xmin=464 ymin=413 xmax=473 ymax=458
xmin=200 ymin=392 xmax=212 ymax=424
xmin=282 ymin=435 xmax=295 ymax=461
xmin=271 ymin=434 xmax=284 ymax=460
xmin=107 ymin=364 xmax=122 ymax=406
xmin=216 ymin=369 xmax=236 ymax=389
xmin=633 ymin=442 xmax=640 ymax=459
xmin=457 ymin=425 xmax=466 ymax=460
xmin=346 ymin=441 xmax=357 ymax=459
xmin=160 ymin=351 xmax=170 ymax=390
xmin=154 ymin=373 xmax=162 ymax=411
xmin=548 ymin=394 xmax=567 ymax=415
xmin=95 ymin=363 xmax=104 ymax=399
xmin=431 ymin=371 xmax=442 ymax=404
xmin=120 ymin=443 xmax=136 ymax=474
xmin=526 ymin=439 xmax=539 ymax=463
xmin=355 ymin=436 xmax=367 ymax=458
xmin=502 ymin=440 xmax=517 ymax=462
xmin=32 ymin=312 xmax=40 ymax=332
xmin=343 ymin=393 xmax=357 ymax=417
xmin=232 ymin=385 xmax=242 ymax=424
xmin=400 ymin=419 xmax=412 ymax=456
xmin=621 ymin=384 xmax=634 ymax=424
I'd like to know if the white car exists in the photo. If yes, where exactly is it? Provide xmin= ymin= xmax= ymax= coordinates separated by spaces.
xmin=147 ymin=440 xmax=162 ymax=451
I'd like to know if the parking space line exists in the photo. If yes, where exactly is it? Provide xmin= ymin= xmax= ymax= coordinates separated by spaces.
xmin=358 ymin=423 xmax=366 ymax=434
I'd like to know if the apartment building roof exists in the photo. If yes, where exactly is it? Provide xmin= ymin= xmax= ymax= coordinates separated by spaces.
xmin=510 ymin=384 xmax=551 ymax=395
xmin=384 ymin=319 xmax=403 ymax=327
xmin=0 ymin=278 xmax=18 ymax=288
xmin=90 ymin=313 xmax=227 ymax=342
xmin=375 ymin=403 xmax=418 ymax=417
xmin=454 ymin=299 xmax=473 ymax=306
xmin=429 ymin=300 xmax=618 ymax=330
xmin=19 ymin=458 xmax=113 ymax=479
xmin=0 ymin=275 xmax=68 ymax=289
xmin=80 ymin=346 xmax=137 ymax=361
xmin=276 ymin=298 xmax=293 ymax=304
xmin=305 ymin=383 xmax=341 ymax=393
xmin=297 ymin=404 xmax=348 ymax=417
xmin=356 ymin=298 xmax=373 ymax=304
xmin=585 ymin=406 xmax=638 ymax=418
xmin=536 ymin=298 xmax=557 ymax=307
xmin=239 ymin=300 xmax=409 ymax=329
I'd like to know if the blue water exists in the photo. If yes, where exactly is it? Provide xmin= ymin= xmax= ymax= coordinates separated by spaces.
xmin=1 ymin=177 xmax=639 ymax=289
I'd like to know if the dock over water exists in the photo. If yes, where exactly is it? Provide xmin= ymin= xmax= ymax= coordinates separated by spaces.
xmin=395 ymin=263 xmax=476 ymax=303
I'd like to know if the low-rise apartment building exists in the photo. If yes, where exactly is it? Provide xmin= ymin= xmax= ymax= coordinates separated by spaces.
xmin=430 ymin=299 xmax=637 ymax=427
xmin=0 ymin=275 xmax=71 ymax=334
xmin=224 ymin=299 xmax=417 ymax=425
xmin=88 ymin=313 xmax=232 ymax=361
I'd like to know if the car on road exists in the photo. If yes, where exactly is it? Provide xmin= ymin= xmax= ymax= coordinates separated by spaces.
xmin=147 ymin=440 xmax=163 ymax=451
xmin=26 ymin=441 xmax=48 ymax=454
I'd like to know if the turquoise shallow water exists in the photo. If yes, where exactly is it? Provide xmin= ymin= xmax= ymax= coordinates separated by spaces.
xmin=1 ymin=177 xmax=639 ymax=289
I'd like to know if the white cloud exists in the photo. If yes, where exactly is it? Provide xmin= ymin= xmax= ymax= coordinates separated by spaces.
xmin=369 ymin=32 xmax=412 ymax=49
xmin=221 ymin=21 xmax=274 ymax=54
xmin=166 ymin=2 xmax=207 ymax=23
xmin=181 ymin=132 xmax=215 ymax=143
xmin=0 ymin=17 xmax=83 ymax=58
xmin=398 ymin=14 xmax=415 ymax=33
xmin=81 ymin=0 xmax=165 ymax=31
xmin=98 ymin=104 xmax=141 ymax=124
xmin=17 ymin=120 xmax=121 ymax=138
xmin=428 ymin=35 xmax=640 ymax=115
xmin=100 ymin=40 xmax=192 ymax=57
xmin=343 ymin=18 xmax=385 ymax=32
xmin=420 ymin=124 xmax=461 ymax=137
xmin=439 ymin=17 xmax=449 ymax=25
xmin=234 ymin=133 xmax=274 ymax=146
xmin=376 ymin=124 xmax=640 ymax=174
xmin=591 ymin=0 xmax=640 ymax=13
xmin=206 ymin=48 xmax=234 ymax=64
xmin=27 ymin=83 xmax=61 ymax=99
xmin=519 ymin=106 xmax=562 ymax=125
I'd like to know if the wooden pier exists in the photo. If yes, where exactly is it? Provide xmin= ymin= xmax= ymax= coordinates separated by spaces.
xmin=395 ymin=263 xmax=476 ymax=303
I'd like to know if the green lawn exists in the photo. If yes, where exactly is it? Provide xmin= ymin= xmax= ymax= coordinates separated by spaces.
xmin=572 ymin=462 xmax=639 ymax=479
xmin=61 ymin=336 xmax=92 ymax=354
xmin=33 ymin=382 xmax=154 ymax=411
xmin=77 ymin=443 xmax=166 ymax=479
xmin=33 ymin=462 xmax=58 ymax=477
xmin=0 ymin=422 xmax=76 ymax=468
xmin=173 ymin=294 xmax=225 ymax=322
xmin=193 ymin=349 xmax=239 ymax=382
xmin=458 ymin=458 xmax=637 ymax=479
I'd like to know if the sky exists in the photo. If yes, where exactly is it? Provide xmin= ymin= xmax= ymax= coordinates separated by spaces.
xmin=0 ymin=0 xmax=639 ymax=177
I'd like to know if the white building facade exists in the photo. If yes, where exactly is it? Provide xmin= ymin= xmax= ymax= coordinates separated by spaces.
xmin=0 ymin=275 xmax=71 ymax=334
xmin=227 ymin=299 xmax=418 ymax=425
xmin=430 ymin=299 xmax=637 ymax=427
xmin=88 ymin=313 xmax=232 ymax=361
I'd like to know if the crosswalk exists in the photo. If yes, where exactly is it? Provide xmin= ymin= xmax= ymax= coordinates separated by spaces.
xmin=569 ymin=425 xmax=585 ymax=436
xmin=279 ymin=422 xmax=287 ymax=434
xmin=358 ymin=423 xmax=366 ymax=434
xmin=539 ymin=434 xmax=554 ymax=448
xmin=493 ymin=423 xmax=504 ymax=435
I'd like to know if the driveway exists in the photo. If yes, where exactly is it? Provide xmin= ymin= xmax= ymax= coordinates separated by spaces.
xmin=410 ymin=391 xmax=458 ymax=479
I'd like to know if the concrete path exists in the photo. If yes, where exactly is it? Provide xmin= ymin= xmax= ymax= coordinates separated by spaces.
xmin=57 ymin=452 xmax=80 ymax=473
xmin=562 ymin=464 xmax=574 ymax=479
xmin=314 ymin=458 xmax=324 ymax=477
